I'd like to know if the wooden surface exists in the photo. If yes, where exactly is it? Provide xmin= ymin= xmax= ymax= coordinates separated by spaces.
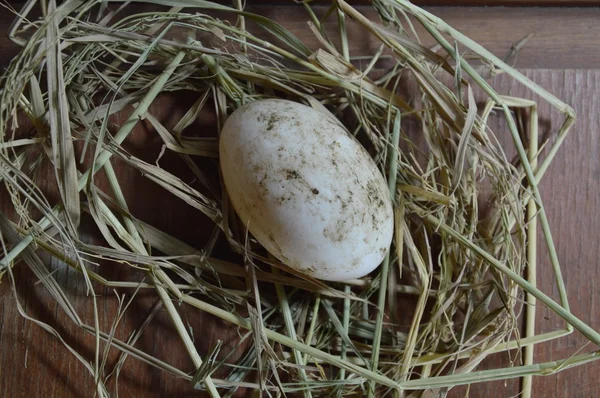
xmin=411 ymin=0 xmax=600 ymax=4
xmin=258 ymin=0 xmax=600 ymax=6
xmin=2 ymin=4 xmax=600 ymax=398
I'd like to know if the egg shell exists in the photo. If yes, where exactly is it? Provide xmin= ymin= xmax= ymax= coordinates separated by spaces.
xmin=219 ymin=99 xmax=393 ymax=281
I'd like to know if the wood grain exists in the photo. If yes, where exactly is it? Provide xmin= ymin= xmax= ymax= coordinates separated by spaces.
xmin=3 ymin=4 xmax=600 ymax=68
xmin=414 ymin=0 xmax=600 ymax=4
xmin=2 ymin=4 xmax=600 ymax=398
xmin=257 ymin=0 xmax=600 ymax=6
xmin=246 ymin=5 xmax=600 ymax=69
xmin=465 ymin=69 xmax=600 ymax=398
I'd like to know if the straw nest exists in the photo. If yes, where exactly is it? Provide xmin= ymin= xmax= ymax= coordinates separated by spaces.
xmin=1 ymin=0 xmax=598 ymax=397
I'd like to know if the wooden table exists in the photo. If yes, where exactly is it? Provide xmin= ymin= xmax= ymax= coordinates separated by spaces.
xmin=1 ymin=3 xmax=600 ymax=397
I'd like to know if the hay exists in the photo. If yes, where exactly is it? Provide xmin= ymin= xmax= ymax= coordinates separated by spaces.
xmin=1 ymin=0 xmax=597 ymax=397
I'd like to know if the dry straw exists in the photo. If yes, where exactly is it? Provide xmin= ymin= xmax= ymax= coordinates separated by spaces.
xmin=1 ymin=0 xmax=598 ymax=397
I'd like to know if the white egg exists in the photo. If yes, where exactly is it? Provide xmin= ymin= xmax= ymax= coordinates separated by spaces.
xmin=219 ymin=99 xmax=393 ymax=281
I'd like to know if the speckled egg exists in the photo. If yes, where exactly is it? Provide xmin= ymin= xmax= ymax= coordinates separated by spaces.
xmin=219 ymin=99 xmax=393 ymax=281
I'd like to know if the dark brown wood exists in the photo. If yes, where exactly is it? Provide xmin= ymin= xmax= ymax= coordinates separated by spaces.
xmin=249 ymin=5 xmax=600 ymax=69
xmin=257 ymin=0 xmax=600 ymax=6
xmin=3 ymin=4 xmax=600 ymax=68
xmin=465 ymin=69 xmax=600 ymax=398
xmin=413 ymin=0 xmax=600 ymax=4
xmin=2 ymin=4 xmax=600 ymax=398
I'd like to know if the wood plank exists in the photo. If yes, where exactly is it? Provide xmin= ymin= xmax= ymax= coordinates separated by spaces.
xmin=462 ymin=69 xmax=600 ymax=398
xmin=416 ymin=0 xmax=600 ymax=4
xmin=3 ymin=4 xmax=600 ymax=69
xmin=256 ymin=0 xmax=600 ymax=5
xmin=246 ymin=5 xmax=600 ymax=69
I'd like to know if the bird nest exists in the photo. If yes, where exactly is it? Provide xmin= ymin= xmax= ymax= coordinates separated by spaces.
xmin=1 ymin=0 xmax=596 ymax=397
